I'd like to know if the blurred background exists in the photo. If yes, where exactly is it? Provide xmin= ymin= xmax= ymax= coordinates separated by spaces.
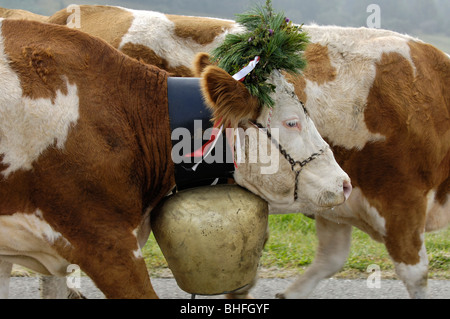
xmin=1 ymin=0 xmax=449 ymax=52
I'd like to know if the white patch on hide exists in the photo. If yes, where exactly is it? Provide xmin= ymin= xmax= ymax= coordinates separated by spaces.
xmin=301 ymin=25 xmax=420 ymax=150
xmin=0 ymin=79 xmax=79 ymax=177
xmin=118 ymin=8 xmax=243 ymax=70
xmin=329 ymin=187 xmax=386 ymax=240
xmin=394 ymin=240 xmax=429 ymax=299
xmin=0 ymin=211 xmax=71 ymax=276
xmin=0 ymin=19 xmax=79 ymax=177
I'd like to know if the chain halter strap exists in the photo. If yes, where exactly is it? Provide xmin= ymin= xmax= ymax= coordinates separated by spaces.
xmin=250 ymin=122 xmax=327 ymax=201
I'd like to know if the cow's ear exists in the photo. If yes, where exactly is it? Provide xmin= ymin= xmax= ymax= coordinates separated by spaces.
xmin=200 ymin=65 xmax=260 ymax=127
xmin=193 ymin=52 xmax=212 ymax=77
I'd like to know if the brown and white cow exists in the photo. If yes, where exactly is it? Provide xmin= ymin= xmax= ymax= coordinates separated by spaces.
xmin=281 ymin=26 xmax=450 ymax=299
xmin=45 ymin=5 xmax=450 ymax=299
xmin=0 ymin=18 xmax=350 ymax=298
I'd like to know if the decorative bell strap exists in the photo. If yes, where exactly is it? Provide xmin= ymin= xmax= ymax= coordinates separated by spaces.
xmin=189 ymin=56 xmax=260 ymax=167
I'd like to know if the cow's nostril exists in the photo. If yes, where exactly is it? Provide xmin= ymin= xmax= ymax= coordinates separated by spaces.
xmin=343 ymin=180 xmax=352 ymax=200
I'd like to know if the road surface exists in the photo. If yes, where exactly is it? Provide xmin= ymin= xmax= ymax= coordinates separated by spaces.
xmin=7 ymin=276 xmax=450 ymax=299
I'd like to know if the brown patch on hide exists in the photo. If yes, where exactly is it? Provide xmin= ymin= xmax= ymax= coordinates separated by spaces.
xmin=343 ymin=40 xmax=450 ymax=265
xmin=0 ymin=7 xmax=48 ymax=22
xmin=303 ymin=43 xmax=337 ymax=84
xmin=166 ymin=14 xmax=234 ymax=45
xmin=121 ymin=42 xmax=194 ymax=77
xmin=286 ymin=43 xmax=337 ymax=103
xmin=0 ymin=169 xmax=36 ymax=216
xmin=20 ymin=46 xmax=70 ymax=101
xmin=48 ymin=5 xmax=133 ymax=48
xmin=285 ymin=72 xmax=307 ymax=104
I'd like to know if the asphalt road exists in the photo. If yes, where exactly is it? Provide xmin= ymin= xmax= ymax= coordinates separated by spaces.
xmin=7 ymin=276 xmax=450 ymax=299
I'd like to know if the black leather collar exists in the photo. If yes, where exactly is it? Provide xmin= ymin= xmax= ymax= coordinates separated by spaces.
xmin=168 ymin=77 xmax=235 ymax=190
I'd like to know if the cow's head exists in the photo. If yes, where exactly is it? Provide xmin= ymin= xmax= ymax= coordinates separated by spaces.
xmin=197 ymin=54 xmax=352 ymax=214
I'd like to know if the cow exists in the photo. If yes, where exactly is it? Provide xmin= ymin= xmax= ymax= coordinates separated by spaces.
xmin=0 ymin=6 xmax=48 ymax=22
xmin=45 ymin=5 xmax=450 ymax=299
xmin=0 ymin=18 xmax=350 ymax=298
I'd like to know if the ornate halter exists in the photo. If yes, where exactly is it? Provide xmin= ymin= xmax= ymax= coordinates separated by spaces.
xmin=250 ymin=121 xmax=326 ymax=201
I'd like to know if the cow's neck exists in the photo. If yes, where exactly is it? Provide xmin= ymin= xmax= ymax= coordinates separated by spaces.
xmin=121 ymin=63 xmax=176 ymax=208
xmin=167 ymin=77 xmax=235 ymax=190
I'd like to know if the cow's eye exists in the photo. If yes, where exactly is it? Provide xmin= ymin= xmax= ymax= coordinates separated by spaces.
xmin=283 ymin=119 xmax=301 ymax=131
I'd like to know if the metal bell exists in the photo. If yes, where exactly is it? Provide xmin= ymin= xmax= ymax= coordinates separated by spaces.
xmin=151 ymin=184 xmax=268 ymax=295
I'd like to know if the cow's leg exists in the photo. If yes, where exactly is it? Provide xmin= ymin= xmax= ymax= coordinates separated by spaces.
xmin=381 ymin=200 xmax=429 ymax=299
xmin=39 ymin=275 xmax=86 ymax=299
xmin=277 ymin=215 xmax=352 ymax=299
xmin=76 ymin=254 xmax=156 ymax=299
xmin=385 ymin=230 xmax=429 ymax=299
xmin=0 ymin=260 xmax=12 ymax=298
xmin=62 ymin=231 xmax=157 ymax=299
xmin=393 ymin=244 xmax=428 ymax=299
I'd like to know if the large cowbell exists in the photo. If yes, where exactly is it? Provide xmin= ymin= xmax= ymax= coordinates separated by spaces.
xmin=168 ymin=77 xmax=235 ymax=190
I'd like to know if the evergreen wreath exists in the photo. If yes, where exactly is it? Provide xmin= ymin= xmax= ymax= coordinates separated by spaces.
xmin=210 ymin=0 xmax=309 ymax=108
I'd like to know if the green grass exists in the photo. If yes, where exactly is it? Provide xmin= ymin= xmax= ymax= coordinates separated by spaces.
xmin=143 ymin=214 xmax=450 ymax=279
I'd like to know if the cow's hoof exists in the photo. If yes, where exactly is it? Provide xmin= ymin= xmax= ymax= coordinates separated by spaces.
xmin=275 ymin=292 xmax=286 ymax=299
xmin=68 ymin=288 xmax=87 ymax=299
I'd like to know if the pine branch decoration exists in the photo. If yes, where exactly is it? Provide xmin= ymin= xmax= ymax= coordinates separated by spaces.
xmin=210 ymin=0 xmax=309 ymax=108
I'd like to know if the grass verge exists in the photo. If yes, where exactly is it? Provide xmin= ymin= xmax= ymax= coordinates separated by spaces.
xmin=143 ymin=214 xmax=450 ymax=279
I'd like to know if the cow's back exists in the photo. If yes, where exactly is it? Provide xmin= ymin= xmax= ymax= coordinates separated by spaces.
xmin=48 ymin=5 xmax=242 ymax=76
xmin=48 ymin=5 xmax=134 ymax=49
xmin=0 ymin=7 xmax=48 ymax=22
